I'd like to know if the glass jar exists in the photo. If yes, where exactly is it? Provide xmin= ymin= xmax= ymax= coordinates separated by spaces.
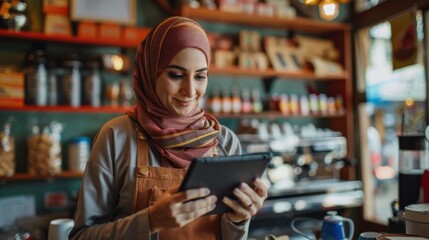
xmin=0 ymin=122 xmax=15 ymax=177
xmin=27 ymin=122 xmax=62 ymax=176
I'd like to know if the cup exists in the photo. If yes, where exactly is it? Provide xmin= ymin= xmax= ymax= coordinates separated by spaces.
xmin=48 ymin=218 xmax=74 ymax=240
xmin=358 ymin=232 xmax=379 ymax=240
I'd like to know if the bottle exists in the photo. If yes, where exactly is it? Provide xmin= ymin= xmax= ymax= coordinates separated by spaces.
xmin=300 ymin=95 xmax=309 ymax=116
xmin=231 ymin=87 xmax=242 ymax=113
xmin=221 ymin=89 xmax=232 ymax=113
xmin=279 ymin=94 xmax=289 ymax=115
xmin=47 ymin=59 xmax=58 ymax=106
xmin=209 ymin=88 xmax=221 ymax=114
xmin=241 ymin=88 xmax=253 ymax=113
xmin=319 ymin=93 xmax=328 ymax=115
xmin=62 ymin=57 xmax=82 ymax=107
xmin=83 ymin=60 xmax=101 ymax=107
xmin=251 ymin=88 xmax=263 ymax=113
xmin=289 ymin=94 xmax=299 ymax=115
xmin=24 ymin=49 xmax=47 ymax=106
xmin=309 ymin=93 xmax=319 ymax=115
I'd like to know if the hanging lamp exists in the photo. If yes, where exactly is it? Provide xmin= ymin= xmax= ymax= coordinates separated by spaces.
xmin=300 ymin=0 xmax=351 ymax=21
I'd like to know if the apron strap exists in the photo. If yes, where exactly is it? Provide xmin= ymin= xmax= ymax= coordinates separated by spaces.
xmin=132 ymin=123 xmax=149 ymax=212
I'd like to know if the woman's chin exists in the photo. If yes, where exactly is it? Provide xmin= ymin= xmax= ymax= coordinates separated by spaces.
xmin=172 ymin=104 xmax=201 ymax=116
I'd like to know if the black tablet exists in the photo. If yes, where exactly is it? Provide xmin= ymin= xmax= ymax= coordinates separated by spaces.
xmin=179 ymin=152 xmax=272 ymax=215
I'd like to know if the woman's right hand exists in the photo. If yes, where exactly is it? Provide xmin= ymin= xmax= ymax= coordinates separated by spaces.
xmin=148 ymin=185 xmax=217 ymax=233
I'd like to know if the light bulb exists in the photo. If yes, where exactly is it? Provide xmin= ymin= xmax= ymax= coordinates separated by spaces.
xmin=300 ymin=0 xmax=321 ymax=5
xmin=319 ymin=0 xmax=339 ymax=21
xmin=111 ymin=55 xmax=124 ymax=71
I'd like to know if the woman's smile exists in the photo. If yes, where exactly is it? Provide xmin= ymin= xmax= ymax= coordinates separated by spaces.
xmin=156 ymin=48 xmax=208 ymax=116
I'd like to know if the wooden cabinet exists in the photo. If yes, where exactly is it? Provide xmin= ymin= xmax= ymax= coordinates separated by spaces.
xmin=179 ymin=6 xmax=355 ymax=160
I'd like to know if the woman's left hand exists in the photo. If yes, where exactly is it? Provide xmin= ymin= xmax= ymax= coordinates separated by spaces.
xmin=222 ymin=178 xmax=268 ymax=224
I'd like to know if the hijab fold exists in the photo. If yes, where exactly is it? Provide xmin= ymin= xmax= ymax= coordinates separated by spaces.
xmin=128 ymin=17 xmax=219 ymax=168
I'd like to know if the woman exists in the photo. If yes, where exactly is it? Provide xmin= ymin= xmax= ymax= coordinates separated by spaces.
xmin=70 ymin=16 xmax=267 ymax=240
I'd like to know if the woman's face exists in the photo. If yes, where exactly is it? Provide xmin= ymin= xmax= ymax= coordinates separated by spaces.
xmin=156 ymin=48 xmax=208 ymax=116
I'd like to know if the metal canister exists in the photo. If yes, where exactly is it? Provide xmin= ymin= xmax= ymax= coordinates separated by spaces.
xmin=62 ymin=58 xmax=82 ymax=107
xmin=68 ymin=137 xmax=90 ymax=172
xmin=24 ymin=49 xmax=47 ymax=106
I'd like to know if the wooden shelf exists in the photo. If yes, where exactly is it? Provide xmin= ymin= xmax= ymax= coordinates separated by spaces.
xmin=0 ymin=171 xmax=83 ymax=182
xmin=179 ymin=6 xmax=349 ymax=34
xmin=0 ymin=29 xmax=150 ymax=48
xmin=1 ymin=106 xmax=134 ymax=113
xmin=212 ymin=110 xmax=346 ymax=119
xmin=210 ymin=66 xmax=347 ymax=80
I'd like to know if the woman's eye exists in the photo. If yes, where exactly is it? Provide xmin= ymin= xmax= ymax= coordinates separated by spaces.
xmin=195 ymin=74 xmax=207 ymax=81
xmin=168 ymin=72 xmax=183 ymax=80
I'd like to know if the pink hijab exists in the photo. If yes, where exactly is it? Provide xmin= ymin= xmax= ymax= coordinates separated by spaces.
xmin=128 ymin=16 xmax=220 ymax=168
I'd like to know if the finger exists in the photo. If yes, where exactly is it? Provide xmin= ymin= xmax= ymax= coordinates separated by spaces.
xmin=253 ymin=178 xmax=268 ymax=199
xmin=177 ymin=200 xmax=217 ymax=223
xmin=172 ymin=187 xmax=211 ymax=204
xmin=238 ymin=183 xmax=260 ymax=202
xmin=181 ymin=195 xmax=217 ymax=213
xmin=223 ymin=196 xmax=254 ymax=217
xmin=167 ymin=184 xmax=181 ymax=193
xmin=233 ymin=187 xmax=253 ymax=208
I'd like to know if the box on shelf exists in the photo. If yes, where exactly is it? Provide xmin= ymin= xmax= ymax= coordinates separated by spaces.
xmin=44 ymin=14 xmax=71 ymax=36
xmin=214 ymin=50 xmax=236 ymax=68
xmin=77 ymin=21 xmax=97 ymax=38
xmin=0 ymin=72 xmax=24 ymax=107
xmin=217 ymin=0 xmax=242 ymax=13
xmin=123 ymin=27 xmax=147 ymax=43
xmin=43 ymin=0 xmax=70 ymax=36
xmin=99 ymin=23 xmax=121 ymax=40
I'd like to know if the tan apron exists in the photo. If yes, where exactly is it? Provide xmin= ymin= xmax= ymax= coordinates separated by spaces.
xmin=132 ymin=126 xmax=221 ymax=240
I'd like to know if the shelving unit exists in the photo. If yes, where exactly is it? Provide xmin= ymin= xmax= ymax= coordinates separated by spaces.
xmin=179 ymin=6 xmax=349 ymax=33
xmin=0 ymin=171 xmax=83 ymax=182
xmin=2 ymin=106 xmax=133 ymax=113
xmin=179 ymin=5 xmax=355 ymax=160
xmin=0 ymin=28 xmax=150 ymax=47
xmin=210 ymin=66 xmax=348 ymax=80
xmin=0 ymin=5 xmax=354 ymax=180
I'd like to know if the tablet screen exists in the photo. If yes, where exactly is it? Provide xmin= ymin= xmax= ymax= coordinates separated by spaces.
xmin=179 ymin=152 xmax=272 ymax=215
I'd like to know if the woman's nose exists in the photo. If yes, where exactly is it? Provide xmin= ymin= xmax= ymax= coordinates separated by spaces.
xmin=180 ymin=78 xmax=195 ymax=97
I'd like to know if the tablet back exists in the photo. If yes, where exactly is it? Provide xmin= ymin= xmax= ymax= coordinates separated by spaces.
xmin=179 ymin=152 xmax=272 ymax=215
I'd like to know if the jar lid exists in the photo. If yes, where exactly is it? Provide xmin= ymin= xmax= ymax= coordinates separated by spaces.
xmin=403 ymin=204 xmax=429 ymax=224
xmin=63 ymin=60 xmax=82 ymax=68
xmin=71 ymin=137 xmax=91 ymax=144
xmin=323 ymin=211 xmax=342 ymax=222
xmin=84 ymin=60 xmax=100 ymax=69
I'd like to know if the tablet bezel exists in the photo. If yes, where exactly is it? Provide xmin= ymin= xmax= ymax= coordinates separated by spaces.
xmin=179 ymin=152 xmax=272 ymax=215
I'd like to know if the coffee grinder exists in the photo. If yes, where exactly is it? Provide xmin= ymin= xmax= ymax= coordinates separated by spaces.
xmin=389 ymin=133 xmax=429 ymax=233
xmin=398 ymin=134 xmax=429 ymax=210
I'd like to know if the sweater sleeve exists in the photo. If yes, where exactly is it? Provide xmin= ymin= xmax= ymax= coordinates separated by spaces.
xmin=217 ymin=125 xmax=251 ymax=240
xmin=69 ymin=118 xmax=153 ymax=240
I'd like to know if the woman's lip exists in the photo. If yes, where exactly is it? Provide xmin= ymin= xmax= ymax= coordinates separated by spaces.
xmin=175 ymin=98 xmax=194 ymax=106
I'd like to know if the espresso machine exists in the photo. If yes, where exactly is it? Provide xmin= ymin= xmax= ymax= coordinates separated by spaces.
xmin=238 ymin=131 xmax=363 ymax=239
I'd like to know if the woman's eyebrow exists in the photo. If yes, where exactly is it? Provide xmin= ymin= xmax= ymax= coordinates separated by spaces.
xmin=167 ymin=65 xmax=208 ymax=72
